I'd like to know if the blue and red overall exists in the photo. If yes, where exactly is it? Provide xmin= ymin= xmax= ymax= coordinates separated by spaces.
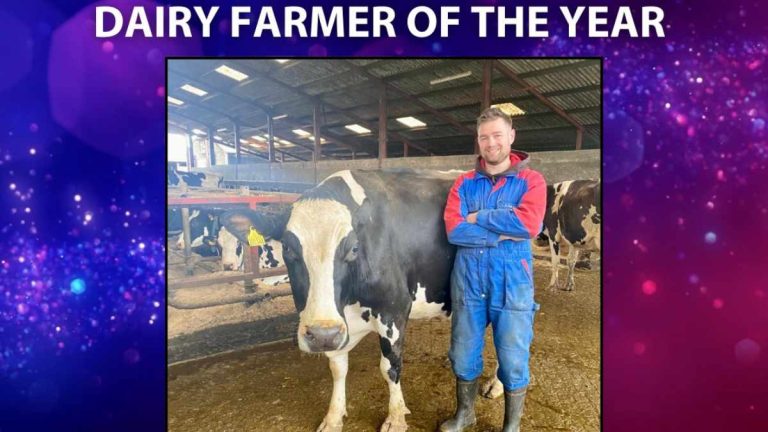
xmin=443 ymin=151 xmax=546 ymax=391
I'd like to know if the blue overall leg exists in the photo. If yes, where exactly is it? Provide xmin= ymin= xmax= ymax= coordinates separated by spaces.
xmin=490 ymin=251 xmax=538 ymax=392
xmin=449 ymin=250 xmax=489 ymax=381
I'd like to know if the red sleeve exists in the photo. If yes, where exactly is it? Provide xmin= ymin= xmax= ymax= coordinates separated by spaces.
xmin=513 ymin=170 xmax=547 ymax=238
xmin=444 ymin=172 xmax=472 ymax=234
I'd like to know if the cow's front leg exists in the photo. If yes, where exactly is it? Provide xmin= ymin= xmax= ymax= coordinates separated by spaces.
xmin=377 ymin=320 xmax=410 ymax=432
xmin=548 ymin=240 xmax=561 ymax=290
xmin=564 ymin=246 xmax=578 ymax=291
xmin=317 ymin=351 xmax=348 ymax=432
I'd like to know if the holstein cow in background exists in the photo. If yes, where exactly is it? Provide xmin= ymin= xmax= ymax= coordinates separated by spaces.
xmin=542 ymin=180 xmax=601 ymax=291
xmin=535 ymin=231 xmax=594 ymax=270
xmin=169 ymin=209 xmax=290 ymax=288
xmin=220 ymin=169 xmax=485 ymax=432
xmin=168 ymin=166 xmax=223 ymax=189
xmin=172 ymin=209 xmax=223 ymax=257
xmin=217 ymin=227 xmax=291 ymax=285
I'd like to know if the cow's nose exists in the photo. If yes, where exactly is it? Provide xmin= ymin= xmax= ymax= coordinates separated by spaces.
xmin=222 ymin=263 xmax=233 ymax=271
xmin=304 ymin=325 xmax=345 ymax=351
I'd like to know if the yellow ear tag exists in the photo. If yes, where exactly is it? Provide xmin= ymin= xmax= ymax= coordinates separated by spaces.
xmin=247 ymin=226 xmax=265 ymax=247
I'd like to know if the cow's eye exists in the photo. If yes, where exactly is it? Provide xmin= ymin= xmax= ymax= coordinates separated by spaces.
xmin=345 ymin=245 xmax=359 ymax=262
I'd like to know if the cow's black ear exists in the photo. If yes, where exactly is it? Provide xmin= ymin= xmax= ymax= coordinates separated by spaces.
xmin=220 ymin=209 xmax=289 ymax=242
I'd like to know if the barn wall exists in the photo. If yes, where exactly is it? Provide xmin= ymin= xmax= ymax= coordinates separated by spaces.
xmin=204 ymin=149 xmax=599 ymax=185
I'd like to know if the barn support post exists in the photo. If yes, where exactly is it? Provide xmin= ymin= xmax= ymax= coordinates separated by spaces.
xmin=207 ymin=127 xmax=216 ymax=166
xmin=378 ymin=84 xmax=387 ymax=168
xmin=575 ymin=128 xmax=584 ymax=150
xmin=233 ymin=121 xmax=241 ymax=180
xmin=267 ymin=114 xmax=276 ymax=162
xmin=243 ymin=246 xmax=259 ymax=292
xmin=482 ymin=60 xmax=493 ymax=110
xmin=186 ymin=132 xmax=195 ymax=169
xmin=181 ymin=207 xmax=193 ymax=276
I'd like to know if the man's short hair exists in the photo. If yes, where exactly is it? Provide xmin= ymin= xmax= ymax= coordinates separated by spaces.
xmin=477 ymin=107 xmax=514 ymax=132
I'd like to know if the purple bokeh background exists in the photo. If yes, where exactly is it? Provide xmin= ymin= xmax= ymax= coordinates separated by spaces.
xmin=0 ymin=0 xmax=766 ymax=430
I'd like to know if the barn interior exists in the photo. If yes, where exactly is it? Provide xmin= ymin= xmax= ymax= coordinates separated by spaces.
xmin=167 ymin=59 xmax=601 ymax=432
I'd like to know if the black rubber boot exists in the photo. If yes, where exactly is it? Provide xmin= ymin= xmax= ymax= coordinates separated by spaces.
xmin=439 ymin=379 xmax=478 ymax=432
xmin=502 ymin=387 xmax=527 ymax=432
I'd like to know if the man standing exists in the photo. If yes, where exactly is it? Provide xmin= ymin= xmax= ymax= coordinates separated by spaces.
xmin=441 ymin=107 xmax=546 ymax=432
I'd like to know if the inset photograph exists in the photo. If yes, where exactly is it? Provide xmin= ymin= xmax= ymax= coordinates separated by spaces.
xmin=166 ymin=59 xmax=601 ymax=432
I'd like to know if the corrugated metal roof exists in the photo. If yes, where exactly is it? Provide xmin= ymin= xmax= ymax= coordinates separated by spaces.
xmin=168 ymin=59 xmax=601 ymax=160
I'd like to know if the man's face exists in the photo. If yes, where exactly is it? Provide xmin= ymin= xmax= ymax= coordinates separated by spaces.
xmin=477 ymin=118 xmax=515 ymax=166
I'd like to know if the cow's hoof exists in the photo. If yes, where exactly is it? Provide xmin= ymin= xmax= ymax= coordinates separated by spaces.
xmin=380 ymin=415 xmax=408 ymax=432
xmin=317 ymin=417 xmax=344 ymax=432
xmin=560 ymin=285 xmax=574 ymax=292
xmin=481 ymin=377 xmax=504 ymax=399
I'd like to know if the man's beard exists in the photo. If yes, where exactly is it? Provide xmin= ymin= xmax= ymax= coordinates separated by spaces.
xmin=484 ymin=148 xmax=510 ymax=165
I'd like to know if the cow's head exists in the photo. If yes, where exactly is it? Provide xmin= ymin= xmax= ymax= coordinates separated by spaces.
xmin=217 ymin=213 xmax=286 ymax=272
xmin=218 ymin=226 xmax=244 ymax=271
xmin=220 ymin=172 xmax=372 ymax=353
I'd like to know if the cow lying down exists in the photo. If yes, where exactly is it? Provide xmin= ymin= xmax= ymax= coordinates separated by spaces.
xmin=219 ymin=169 xmax=506 ymax=432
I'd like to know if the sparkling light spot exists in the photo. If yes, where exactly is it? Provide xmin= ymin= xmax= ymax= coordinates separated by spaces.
xmin=642 ymin=280 xmax=657 ymax=295
xmin=705 ymin=232 xmax=717 ymax=244
xmin=74 ymin=194 xmax=81 ymax=202
xmin=29 ymin=148 xmax=36 ymax=155
xmin=713 ymin=298 xmax=724 ymax=309
xmin=70 ymin=278 xmax=86 ymax=295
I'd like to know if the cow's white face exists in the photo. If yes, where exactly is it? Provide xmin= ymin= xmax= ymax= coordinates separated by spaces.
xmin=218 ymin=227 xmax=244 ymax=271
xmin=284 ymin=199 xmax=358 ymax=353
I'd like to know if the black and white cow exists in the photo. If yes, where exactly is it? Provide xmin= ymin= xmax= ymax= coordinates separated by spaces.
xmin=542 ymin=180 xmax=601 ymax=291
xmin=168 ymin=166 xmax=223 ymax=189
xmin=220 ymin=169 xmax=501 ymax=432
xmin=214 ymin=231 xmax=288 ymax=286
xmin=535 ymin=231 xmax=594 ymax=270
xmin=172 ymin=209 xmax=221 ymax=253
